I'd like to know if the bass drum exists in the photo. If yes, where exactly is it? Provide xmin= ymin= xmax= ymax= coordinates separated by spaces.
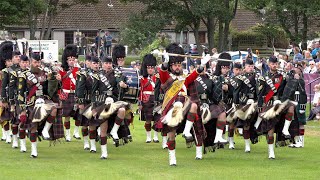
xmin=120 ymin=68 xmax=140 ymax=103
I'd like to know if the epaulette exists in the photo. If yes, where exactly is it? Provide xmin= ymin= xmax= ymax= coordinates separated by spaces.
xmin=18 ymin=70 xmax=29 ymax=79
xmin=10 ymin=71 xmax=17 ymax=77
xmin=92 ymin=73 xmax=99 ymax=80
xmin=2 ymin=68 xmax=8 ymax=73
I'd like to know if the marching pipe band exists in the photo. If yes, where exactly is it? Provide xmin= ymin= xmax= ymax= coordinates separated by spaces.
xmin=0 ymin=41 xmax=308 ymax=166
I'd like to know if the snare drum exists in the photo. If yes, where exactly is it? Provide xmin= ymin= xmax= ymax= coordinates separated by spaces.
xmin=120 ymin=68 xmax=140 ymax=102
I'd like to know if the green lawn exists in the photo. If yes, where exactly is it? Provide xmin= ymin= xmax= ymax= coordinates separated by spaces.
xmin=1 ymin=117 xmax=320 ymax=180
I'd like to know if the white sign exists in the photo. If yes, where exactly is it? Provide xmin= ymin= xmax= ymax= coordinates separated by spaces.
xmin=0 ymin=40 xmax=59 ymax=62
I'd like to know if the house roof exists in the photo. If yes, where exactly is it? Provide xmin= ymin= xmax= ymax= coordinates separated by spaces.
xmin=7 ymin=0 xmax=262 ymax=32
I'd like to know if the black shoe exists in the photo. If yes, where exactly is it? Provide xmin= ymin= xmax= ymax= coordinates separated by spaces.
xmin=113 ymin=138 xmax=120 ymax=147
xmin=153 ymin=139 xmax=160 ymax=143
xmin=90 ymin=150 xmax=96 ymax=153
xmin=30 ymin=155 xmax=37 ymax=158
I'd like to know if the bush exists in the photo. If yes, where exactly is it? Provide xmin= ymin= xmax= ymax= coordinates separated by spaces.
xmin=139 ymin=34 xmax=171 ymax=59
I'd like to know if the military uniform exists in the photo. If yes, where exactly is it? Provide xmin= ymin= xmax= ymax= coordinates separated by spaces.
xmin=59 ymin=44 xmax=80 ymax=141
xmin=18 ymin=54 xmax=63 ymax=158
xmin=233 ymin=59 xmax=258 ymax=153
xmin=75 ymin=64 xmax=94 ymax=150
xmin=139 ymin=54 xmax=159 ymax=143
xmin=0 ymin=41 xmax=15 ymax=144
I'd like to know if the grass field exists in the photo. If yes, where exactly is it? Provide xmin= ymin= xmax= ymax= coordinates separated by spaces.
xmin=0 ymin=117 xmax=320 ymax=180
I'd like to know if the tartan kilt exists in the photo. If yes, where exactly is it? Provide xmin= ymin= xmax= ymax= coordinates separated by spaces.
xmin=209 ymin=104 xmax=225 ymax=119
xmin=61 ymin=93 xmax=76 ymax=117
xmin=0 ymin=107 xmax=11 ymax=124
xmin=259 ymin=102 xmax=292 ymax=133
xmin=152 ymin=113 xmax=162 ymax=132
xmin=11 ymin=103 xmax=22 ymax=125
xmin=49 ymin=108 xmax=64 ymax=140
xmin=23 ymin=99 xmax=56 ymax=131
xmin=161 ymin=95 xmax=190 ymax=134
xmin=141 ymin=95 xmax=155 ymax=121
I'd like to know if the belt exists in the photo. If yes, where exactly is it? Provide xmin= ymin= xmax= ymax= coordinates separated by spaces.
xmin=63 ymin=89 xmax=75 ymax=93
xmin=143 ymin=91 xmax=154 ymax=95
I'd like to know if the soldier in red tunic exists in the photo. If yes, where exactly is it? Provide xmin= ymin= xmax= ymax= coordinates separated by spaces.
xmin=139 ymin=54 xmax=159 ymax=143
xmin=59 ymin=45 xmax=80 ymax=142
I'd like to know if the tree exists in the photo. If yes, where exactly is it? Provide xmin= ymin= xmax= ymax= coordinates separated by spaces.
xmin=119 ymin=13 xmax=169 ymax=53
xmin=242 ymin=0 xmax=320 ymax=49
xmin=0 ymin=0 xmax=27 ymax=28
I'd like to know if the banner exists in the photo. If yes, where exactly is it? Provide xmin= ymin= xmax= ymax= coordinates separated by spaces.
xmin=304 ymin=73 xmax=320 ymax=103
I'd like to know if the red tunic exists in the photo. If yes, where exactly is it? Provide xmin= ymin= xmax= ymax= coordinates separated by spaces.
xmin=59 ymin=67 xmax=79 ymax=91
xmin=139 ymin=75 xmax=157 ymax=102
xmin=159 ymin=68 xmax=198 ymax=89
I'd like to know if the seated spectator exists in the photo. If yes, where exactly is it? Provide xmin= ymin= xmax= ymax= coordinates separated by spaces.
xmin=304 ymin=50 xmax=313 ymax=61
xmin=293 ymin=46 xmax=303 ymax=62
xmin=311 ymin=41 xmax=320 ymax=58
xmin=304 ymin=60 xmax=317 ymax=73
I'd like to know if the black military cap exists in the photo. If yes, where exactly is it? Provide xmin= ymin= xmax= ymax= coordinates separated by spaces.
xmin=101 ymin=56 xmax=112 ymax=63
xmin=20 ymin=55 xmax=29 ymax=61
xmin=91 ymin=56 xmax=100 ymax=63
xmin=233 ymin=62 xmax=242 ymax=69
xmin=269 ymin=56 xmax=278 ymax=63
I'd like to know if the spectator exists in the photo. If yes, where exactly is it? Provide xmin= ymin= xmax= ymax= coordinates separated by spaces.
xmin=293 ymin=46 xmax=303 ymax=62
xmin=284 ymin=62 xmax=293 ymax=73
xmin=311 ymin=41 xmax=320 ymax=58
xmin=316 ymin=62 xmax=320 ymax=74
xmin=315 ymin=50 xmax=320 ymax=62
xmin=301 ymin=61 xmax=307 ymax=72
xmin=103 ymin=31 xmax=113 ymax=55
xmin=130 ymin=61 xmax=136 ymax=68
xmin=283 ymin=54 xmax=290 ymax=62
xmin=211 ymin=48 xmax=218 ymax=55
xmin=304 ymin=60 xmax=317 ymax=74
xmin=304 ymin=50 xmax=313 ymax=61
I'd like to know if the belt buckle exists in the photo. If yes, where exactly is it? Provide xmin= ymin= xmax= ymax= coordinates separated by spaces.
xmin=200 ymin=93 xmax=207 ymax=99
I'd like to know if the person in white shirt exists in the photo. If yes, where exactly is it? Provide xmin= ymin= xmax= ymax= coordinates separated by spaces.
xmin=304 ymin=61 xmax=317 ymax=74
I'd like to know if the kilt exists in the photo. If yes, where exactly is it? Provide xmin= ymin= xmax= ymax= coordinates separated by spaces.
xmin=259 ymin=102 xmax=293 ymax=133
xmin=141 ymin=95 xmax=155 ymax=121
xmin=161 ymin=95 xmax=190 ymax=133
xmin=0 ymin=107 xmax=11 ymax=125
xmin=209 ymin=104 xmax=225 ymax=119
xmin=61 ymin=93 xmax=76 ymax=117
xmin=49 ymin=108 xmax=64 ymax=140
xmin=23 ymin=99 xmax=56 ymax=131
xmin=11 ymin=102 xmax=22 ymax=125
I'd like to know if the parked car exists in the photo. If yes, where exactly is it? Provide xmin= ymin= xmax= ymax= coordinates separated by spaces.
xmin=213 ymin=51 xmax=258 ymax=63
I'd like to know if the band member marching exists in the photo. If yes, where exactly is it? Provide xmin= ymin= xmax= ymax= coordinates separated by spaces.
xmin=227 ymin=61 xmax=242 ymax=149
xmin=194 ymin=55 xmax=229 ymax=159
xmin=111 ymin=45 xmax=132 ymax=143
xmin=159 ymin=43 xmax=210 ymax=166
xmin=59 ymin=45 xmax=80 ymax=142
xmin=139 ymin=54 xmax=160 ymax=143
xmin=75 ymin=55 xmax=94 ymax=150
xmin=9 ymin=55 xmax=29 ymax=151
xmin=254 ymin=56 xmax=287 ymax=159
xmin=18 ymin=53 xmax=63 ymax=158
xmin=89 ymin=56 xmax=130 ymax=159
xmin=0 ymin=41 xmax=15 ymax=144
xmin=281 ymin=63 xmax=307 ymax=148
xmin=233 ymin=58 xmax=258 ymax=153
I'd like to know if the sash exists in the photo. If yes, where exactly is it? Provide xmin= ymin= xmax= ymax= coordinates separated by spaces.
xmin=25 ymin=72 xmax=42 ymax=101
xmin=196 ymin=76 xmax=207 ymax=90
xmin=161 ymin=80 xmax=185 ymax=114
xmin=99 ymin=73 xmax=112 ymax=89
xmin=264 ymin=75 xmax=283 ymax=103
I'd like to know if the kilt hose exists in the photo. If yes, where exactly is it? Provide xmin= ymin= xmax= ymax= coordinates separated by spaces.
xmin=61 ymin=93 xmax=76 ymax=117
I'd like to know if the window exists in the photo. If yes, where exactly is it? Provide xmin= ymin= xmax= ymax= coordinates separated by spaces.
xmin=65 ymin=31 xmax=74 ymax=45
xmin=176 ymin=32 xmax=188 ymax=44
xmin=199 ymin=32 xmax=206 ymax=44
